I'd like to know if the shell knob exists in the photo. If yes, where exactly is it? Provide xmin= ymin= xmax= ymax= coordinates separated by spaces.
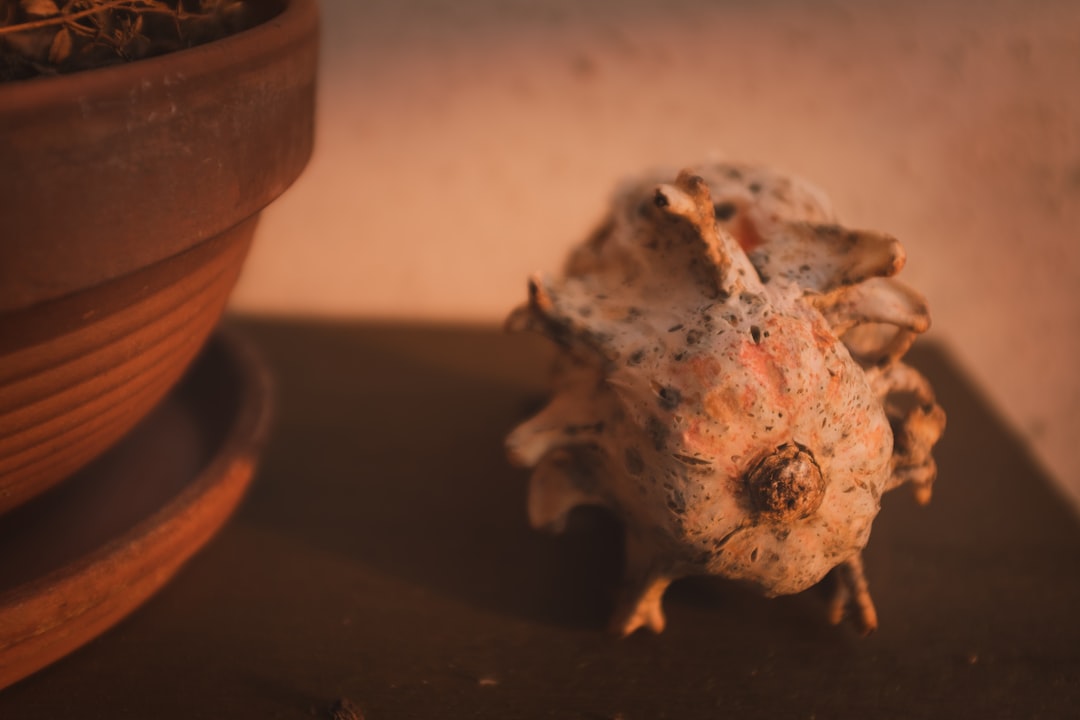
xmin=746 ymin=443 xmax=826 ymax=521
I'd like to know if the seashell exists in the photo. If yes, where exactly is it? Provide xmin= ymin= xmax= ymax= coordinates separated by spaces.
xmin=506 ymin=163 xmax=945 ymax=635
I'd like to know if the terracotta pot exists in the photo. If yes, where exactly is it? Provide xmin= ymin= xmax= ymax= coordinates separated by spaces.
xmin=0 ymin=0 xmax=317 ymax=514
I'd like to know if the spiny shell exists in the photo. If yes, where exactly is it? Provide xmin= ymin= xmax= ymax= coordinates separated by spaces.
xmin=507 ymin=163 xmax=945 ymax=635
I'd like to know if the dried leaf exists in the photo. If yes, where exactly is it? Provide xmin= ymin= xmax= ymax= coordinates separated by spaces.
xmin=3 ymin=24 xmax=54 ymax=57
xmin=20 ymin=0 xmax=61 ymax=17
xmin=48 ymin=25 xmax=71 ymax=62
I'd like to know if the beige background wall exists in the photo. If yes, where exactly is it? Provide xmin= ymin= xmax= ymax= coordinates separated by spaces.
xmin=231 ymin=0 xmax=1080 ymax=510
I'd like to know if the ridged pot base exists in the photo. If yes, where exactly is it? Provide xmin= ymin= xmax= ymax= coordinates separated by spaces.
xmin=0 ymin=220 xmax=255 ymax=515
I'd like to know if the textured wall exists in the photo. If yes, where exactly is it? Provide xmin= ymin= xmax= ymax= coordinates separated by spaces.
xmin=231 ymin=0 xmax=1080 ymax=509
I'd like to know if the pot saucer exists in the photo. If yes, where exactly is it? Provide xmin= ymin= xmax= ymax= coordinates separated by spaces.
xmin=0 ymin=327 xmax=272 ymax=690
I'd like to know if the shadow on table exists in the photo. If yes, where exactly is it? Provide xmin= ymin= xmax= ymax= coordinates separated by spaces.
xmin=234 ymin=314 xmax=1078 ymax=630
xmin=5 ymin=316 xmax=1077 ymax=720
xmin=234 ymin=315 xmax=629 ymax=630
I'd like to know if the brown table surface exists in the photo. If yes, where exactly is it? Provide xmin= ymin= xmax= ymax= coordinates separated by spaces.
xmin=2 ymin=316 xmax=1078 ymax=718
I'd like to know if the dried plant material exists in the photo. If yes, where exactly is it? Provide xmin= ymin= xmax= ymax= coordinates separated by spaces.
xmin=506 ymin=163 xmax=945 ymax=635
xmin=22 ymin=0 xmax=61 ymax=16
xmin=327 ymin=698 xmax=364 ymax=720
xmin=45 ymin=22 xmax=68 ymax=61
xmin=0 ymin=0 xmax=284 ymax=82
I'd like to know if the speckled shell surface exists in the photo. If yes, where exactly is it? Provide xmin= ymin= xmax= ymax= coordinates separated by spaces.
xmin=507 ymin=163 xmax=945 ymax=635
